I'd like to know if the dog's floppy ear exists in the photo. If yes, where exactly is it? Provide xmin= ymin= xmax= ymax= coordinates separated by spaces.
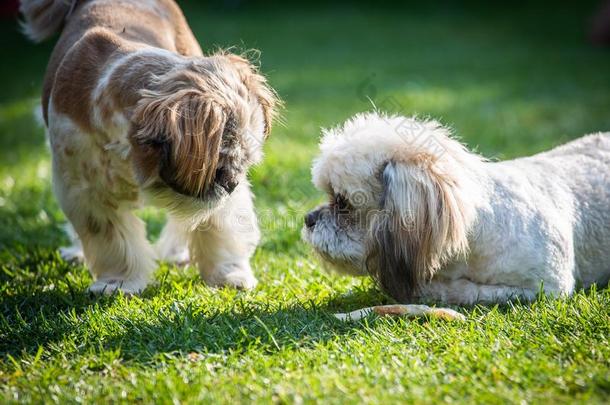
xmin=222 ymin=53 xmax=279 ymax=136
xmin=368 ymin=156 xmax=472 ymax=302
xmin=131 ymin=72 xmax=227 ymax=197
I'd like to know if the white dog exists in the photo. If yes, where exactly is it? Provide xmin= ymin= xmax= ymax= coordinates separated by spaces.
xmin=21 ymin=0 xmax=277 ymax=294
xmin=303 ymin=112 xmax=610 ymax=305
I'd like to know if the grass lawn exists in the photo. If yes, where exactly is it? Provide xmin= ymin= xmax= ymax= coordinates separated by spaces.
xmin=1 ymin=1 xmax=610 ymax=403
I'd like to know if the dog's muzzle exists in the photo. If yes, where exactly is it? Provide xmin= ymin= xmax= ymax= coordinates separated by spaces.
xmin=215 ymin=167 xmax=239 ymax=194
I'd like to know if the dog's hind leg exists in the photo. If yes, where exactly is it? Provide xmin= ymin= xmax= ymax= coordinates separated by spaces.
xmin=188 ymin=183 xmax=260 ymax=290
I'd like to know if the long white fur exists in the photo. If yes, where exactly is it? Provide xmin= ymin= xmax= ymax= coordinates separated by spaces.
xmin=303 ymin=112 xmax=610 ymax=305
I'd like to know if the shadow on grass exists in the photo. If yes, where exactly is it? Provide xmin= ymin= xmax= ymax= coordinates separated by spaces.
xmin=100 ymin=287 xmax=395 ymax=364
xmin=0 ymin=286 xmax=115 ymax=351
xmin=0 ymin=249 xmax=110 ymax=357
xmin=0 ymin=249 xmax=540 ymax=366
xmin=0 ymin=254 xmax=395 ymax=365
xmin=5 ymin=250 xmax=605 ymax=368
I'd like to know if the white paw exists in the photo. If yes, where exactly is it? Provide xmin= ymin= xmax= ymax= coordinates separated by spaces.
xmin=60 ymin=246 xmax=85 ymax=263
xmin=222 ymin=270 xmax=258 ymax=290
xmin=205 ymin=263 xmax=258 ymax=290
xmin=88 ymin=277 xmax=149 ymax=295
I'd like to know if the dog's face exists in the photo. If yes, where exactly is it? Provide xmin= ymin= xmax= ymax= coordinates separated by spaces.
xmin=302 ymin=191 xmax=376 ymax=277
xmin=301 ymin=114 xmax=395 ymax=277
xmin=129 ymin=54 xmax=277 ymax=219
xmin=302 ymin=113 xmax=479 ymax=301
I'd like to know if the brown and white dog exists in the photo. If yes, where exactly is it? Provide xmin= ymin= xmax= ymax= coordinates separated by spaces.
xmin=21 ymin=0 xmax=277 ymax=294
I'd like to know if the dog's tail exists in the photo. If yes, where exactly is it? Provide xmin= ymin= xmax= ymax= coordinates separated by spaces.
xmin=19 ymin=0 xmax=75 ymax=42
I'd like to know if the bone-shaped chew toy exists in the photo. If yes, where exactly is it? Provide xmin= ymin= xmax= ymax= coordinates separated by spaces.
xmin=334 ymin=304 xmax=466 ymax=322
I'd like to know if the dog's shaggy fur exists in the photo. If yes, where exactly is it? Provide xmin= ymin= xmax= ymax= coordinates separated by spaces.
xmin=303 ymin=112 xmax=610 ymax=305
xmin=21 ymin=0 xmax=277 ymax=294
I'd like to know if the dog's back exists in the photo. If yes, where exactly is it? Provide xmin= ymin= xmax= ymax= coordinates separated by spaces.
xmin=20 ymin=0 xmax=203 ymax=126
xmin=543 ymin=132 xmax=610 ymax=158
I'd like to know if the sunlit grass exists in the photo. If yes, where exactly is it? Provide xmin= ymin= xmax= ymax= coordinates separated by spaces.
xmin=1 ymin=2 xmax=609 ymax=403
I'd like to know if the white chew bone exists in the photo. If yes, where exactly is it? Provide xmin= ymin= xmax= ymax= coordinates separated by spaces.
xmin=334 ymin=304 xmax=466 ymax=322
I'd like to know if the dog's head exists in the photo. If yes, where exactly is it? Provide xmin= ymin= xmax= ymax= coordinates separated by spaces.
xmin=129 ymin=53 xmax=277 ymax=219
xmin=302 ymin=113 xmax=482 ymax=301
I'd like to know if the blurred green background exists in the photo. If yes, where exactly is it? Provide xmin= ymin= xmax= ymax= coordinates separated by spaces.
xmin=1 ymin=1 xmax=609 ymax=403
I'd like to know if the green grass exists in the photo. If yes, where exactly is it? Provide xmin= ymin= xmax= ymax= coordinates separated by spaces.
xmin=1 ymin=2 xmax=610 ymax=403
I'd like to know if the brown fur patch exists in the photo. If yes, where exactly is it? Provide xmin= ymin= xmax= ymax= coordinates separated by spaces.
xmin=102 ymin=53 xmax=176 ymax=119
xmin=52 ymin=28 xmax=128 ymax=133
xmin=39 ymin=0 xmax=205 ymax=126
xmin=221 ymin=53 xmax=279 ymax=135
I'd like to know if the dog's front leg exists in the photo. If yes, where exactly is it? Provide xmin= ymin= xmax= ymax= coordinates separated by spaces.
xmin=188 ymin=183 xmax=260 ymax=290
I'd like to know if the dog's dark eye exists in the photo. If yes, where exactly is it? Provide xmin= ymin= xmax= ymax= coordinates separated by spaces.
xmin=140 ymin=137 xmax=165 ymax=148
xmin=332 ymin=194 xmax=350 ymax=211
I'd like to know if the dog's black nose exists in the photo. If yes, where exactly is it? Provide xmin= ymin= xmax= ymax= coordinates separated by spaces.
xmin=305 ymin=210 xmax=320 ymax=228
xmin=224 ymin=179 xmax=238 ymax=194
xmin=215 ymin=168 xmax=238 ymax=194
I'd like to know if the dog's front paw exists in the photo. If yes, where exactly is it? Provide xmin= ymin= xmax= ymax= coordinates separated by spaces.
xmin=222 ymin=270 xmax=258 ymax=290
xmin=88 ymin=277 xmax=150 ymax=295
xmin=205 ymin=262 xmax=258 ymax=290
